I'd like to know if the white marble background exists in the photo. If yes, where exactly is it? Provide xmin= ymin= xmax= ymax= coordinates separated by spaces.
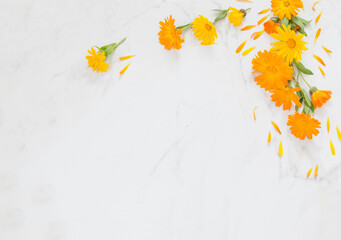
xmin=1 ymin=0 xmax=341 ymax=239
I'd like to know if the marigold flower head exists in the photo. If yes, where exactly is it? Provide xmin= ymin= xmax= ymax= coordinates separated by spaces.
xmin=192 ymin=15 xmax=217 ymax=45
xmin=270 ymin=24 xmax=308 ymax=64
xmin=271 ymin=0 xmax=303 ymax=20
xmin=252 ymin=50 xmax=293 ymax=91
xmin=86 ymin=47 xmax=109 ymax=73
xmin=270 ymin=87 xmax=302 ymax=111
xmin=158 ymin=15 xmax=184 ymax=50
xmin=310 ymin=88 xmax=332 ymax=108
xmin=228 ymin=8 xmax=245 ymax=27
xmin=264 ymin=20 xmax=280 ymax=34
xmin=287 ymin=112 xmax=321 ymax=140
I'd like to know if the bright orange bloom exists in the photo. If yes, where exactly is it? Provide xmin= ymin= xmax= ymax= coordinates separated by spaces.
xmin=271 ymin=0 xmax=304 ymax=20
xmin=252 ymin=50 xmax=293 ymax=91
xmin=311 ymin=89 xmax=332 ymax=108
xmin=287 ymin=112 xmax=321 ymax=140
xmin=264 ymin=20 xmax=280 ymax=34
xmin=158 ymin=15 xmax=184 ymax=50
xmin=270 ymin=87 xmax=302 ymax=110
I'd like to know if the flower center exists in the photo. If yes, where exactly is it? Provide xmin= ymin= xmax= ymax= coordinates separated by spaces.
xmin=205 ymin=23 xmax=212 ymax=31
xmin=283 ymin=1 xmax=290 ymax=7
xmin=266 ymin=65 xmax=278 ymax=74
xmin=287 ymin=39 xmax=296 ymax=48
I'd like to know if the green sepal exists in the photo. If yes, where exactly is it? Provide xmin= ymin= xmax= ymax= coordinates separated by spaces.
xmin=293 ymin=60 xmax=314 ymax=75
xmin=98 ymin=37 xmax=126 ymax=57
xmin=281 ymin=17 xmax=289 ymax=26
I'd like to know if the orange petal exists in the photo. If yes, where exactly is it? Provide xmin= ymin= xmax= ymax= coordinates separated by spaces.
xmin=307 ymin=168 xmax=313 ymax=178
xmin=236 ymin=40 xmax=247 ymax=53
xmin=313 ymin=54 xmax=326 ymax=66
xmin=318 ymin=66 xmax=325 ymax=76
xmin=253 ymin=106 xmax=258 ymax=120
xmin=314 ymin=28 xmax=321 ymax=42
xmin=314 ymin=164 xmax=319 ymax=177
xmin=322 ymin=46 xmax=332 ymax=54
xmin=312 ymin=1 xmax=319 ymax=11
xmin=119 ymin=55 xmax=135 ymax=61
xmin=279 ymin=141 xmax=283 ymax=157
xmin=242 ymin=46 xmax=256 ymax=56
xmin=241 ymin=25 xmax=256 ymax=31
xmin=337 ymin=126 xmax=341 ymax=140
xmin=267 ymin=131 xmax=271 ymax=143
xmin=315 ymin=11 xmax=322 ymax=23
xmin=330 ymin=140 xmax=335 ymax=155
xmin=252 ymin=30 xmax=264 ymax=40
xmin=327 ymin=117 xmax=330 ymax=132
xmin=257 ymin=14 xmax=269 ymax=25
xmin=120 ymin=63 xmax=130 ymax=75
xmin=258 ymin=9 xmax=270 ymax=14
xmin=271 ymin=121 xmax=281 ymax=134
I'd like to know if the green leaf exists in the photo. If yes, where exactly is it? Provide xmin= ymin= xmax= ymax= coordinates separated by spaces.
xmin=303 ymin=104 xmax=311 ymax=114
xmin=176 ymin=23 xmax=192 ymax=30
xmin=297 ymin=27 xmax=307 ymax=36
xmin=281 ymin=17 xmax=289 ymax=26
xmin=291 ymin=16 xmax=304 ymax=28
xmin=212 ymin=9 xmax=227 ymax=13
xmin=214 ymin=12 xmax=227 ymax=23
xmin=295 ymin=105 xmax=299 ymax=112
xmin=295 ymin=16 xmax=311 ymax=26
xmin=301 ymin=89 xmax=313 ymax=107
xmin=270 ymin=17 xmax=280 ymax=23
xmin=294 ymin=60 xmax=313 ymax=75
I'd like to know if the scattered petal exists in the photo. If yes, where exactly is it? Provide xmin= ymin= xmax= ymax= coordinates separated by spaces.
xmin=314 ymin=164 xmax=319 ymax=177
xmin=268 ymin=131 xmax=271 ymax=143
xmin=312 ymin=1 xmax=319 ymax=11
xmin=315 ymin=11 xmax=322 ymax=23
xmin=257 ymin=14 xmax=269 ymax=25
xmin=119 ymin=55 xmax=135 ymax=61
xmin=327 ymin=117 xmax=330 ymax=132
xmin=279 ymin=141 xmax=283 ymax=157
xmin=330 ymin=140 xmax=335 ymax=155
xmin=253 ymin=106 xmax=258 ymax=120
xmin=237 ymin=0 xmax=252 ymax=2
xmin=242 ymin=46 xmax=256 ymax=56
xmin=307 ymin=168 xmax=313 ymax=178
xmin=252 ymin=30 xmax=264 ymax=40
xmin=318 ymin=66 xmax=325 ymax=76
xmin=236 ymin=40 xmax=247 ymax=53
xmin=314 ymin=28 xmax=321 ymax=42
xmin=271 ymin=121 xmax=282 ymax=134
xmin=322 ymin=46 xmax=332 ymax=54
xmin=313 ymin=54 xmax=326 ymax=66
xmin=241 ymin=25 xmax=256 ymax=31
xmin=337 ymin=126 xmax=341 ymax=140
xmin=120 ymin=63 xmax=130 ymax=75
xmin=258 ymin=9 xmax=270 ymax=14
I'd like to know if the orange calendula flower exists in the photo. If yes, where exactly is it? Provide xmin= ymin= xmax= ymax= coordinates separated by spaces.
xmin=287 ymin=112 xmax=321 ymax=140
xmin=313 ymin=54 xmax=326 ymax=66
xmin=314 ymin=28 xmax=321 ymax=42
xmin=279 ymin=141 xmax=283 ymax=157
xmin=315 ymin=11 xmax=322 ymax=23
xmin=258 ymin=15 xmax=269 ymax=25
xmin=322 ymin=46 xmax=332 ymax=54
xmin=270 ymin=24 xmax=308 ymax=64
xmin=271 ymin=0 xmax=303 ymax=20
xmin=264 ymin=20 xmax=280 ymax=34
xmin=314 ymin=164 xmax=318 ymax=177
xmin=270 ymin=87 xmax=302 ymax=111
xmin=330 ymin=140 xmax=335 ymax=155
xmin=311 ymin=88 xmax=332 ymax=108
xmin=158 ymin=15 xmax=184 ymax=50
xmin=307 ymin=167 xmax=312 ymax=178
xmin=318 ymin=66 xmax=325 ymax=76
xmin=241 ymin=25 xmax=256 ymax=31
xmin=272 ymin=121 xmax=282 ymax=134
xmin=252 ymin=50 xmax=293 ymax=91
xmin=236 ymin=40 xmax=247 ymax=53
xmin=242 ymin=46 xmax=256 ymax=56
xmin=192 ymin=15 xmax=217 ymax=45
xmin=228 ymin=8 xmax=246 ymax=27
xmin=258 ymin=9 xmax=270 ymax=14
xmin=86 ymin=47 xmax=109 ymax=73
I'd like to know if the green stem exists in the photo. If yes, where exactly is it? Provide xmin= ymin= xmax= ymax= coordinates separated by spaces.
xmin=116 ymin=37 xmax=126 ymax=48
xmin=176 ymin=23 xmax=192 ymax=30
xmin=298 ymin=70 xmax=311 ymax=89
xmin=213 ymin=8 xmax=230 ymax=24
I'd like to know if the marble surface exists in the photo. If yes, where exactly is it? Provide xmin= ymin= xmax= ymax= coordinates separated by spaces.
xmin=1 ymin=0 xmax=341 ymax=239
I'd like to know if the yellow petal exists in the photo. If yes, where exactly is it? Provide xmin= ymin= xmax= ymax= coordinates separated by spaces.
xmin=236 ymin=40 xmax=247 ymax=53
xmin=253 ymin=106 xmax=258 ymax=120
xmin=119 ymin=55 xmax=136 ymax=61
xmin=330 ymin=140 xmax=335 ymax=155
xmin=322 ymin=46 xmax=332 ymax=54
xmin=327 ymin=117 xmax=330 ymax=132
xmin=315 ymin=11 xmax=322 ymax=23
xmin=271 ymin=121 xmax=282 ymax=134
xmin=268 ymin=131 xmax=271 ymax=143
xmin=241 ymin=25 xmax=256 ymax=31
xmin=257 ymin=14 xmax=269 ymax=25
xmin=314 ymin=28 xmax=321 ymax=42
xmin=258 ymin=9 xmax=270 ymax=14
xmin=279 ymin=141 xmax=283 ymax=157
xmin=307 ymin=168 xmax=313 ymax=178
xmin=314 ymin=164 xmax=318 ymax=177
xmin=312 ymin=1 xmax=319 ymax=11
xmin=313 ymin=54 xmax=326 ymax=66
xmin=337 ymin=126 xmax=341 ymax=140
xmin=252 ymin=30 xmax=264 ymax=40
xmin=120 ymin=63 xmax=130 ymax=75
xmin=242 ymin=46 xmax=256 ymax=56
xmin=318 ymin=66 xmax=325 ymax=76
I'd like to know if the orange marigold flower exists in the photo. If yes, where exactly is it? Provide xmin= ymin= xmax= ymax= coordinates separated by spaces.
xmin=252 ymin=50 xmax=293 ymax=91
xmin=270 ymin=87 xmax=302 ymax=110
xmin=264 ymin=20 xmax=280 ymax=34
xmin=311 ymin=88 xmax=332 ymax=108
xmin=271 ymin=0 xmax=304 ymax=20
xmin=287 ymin=112 xmax=321 ymax=140
xmin=228 ymin=8 xmax=245 ymax=27
xmin=158 ymin=15 xmax=184 ymax=50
